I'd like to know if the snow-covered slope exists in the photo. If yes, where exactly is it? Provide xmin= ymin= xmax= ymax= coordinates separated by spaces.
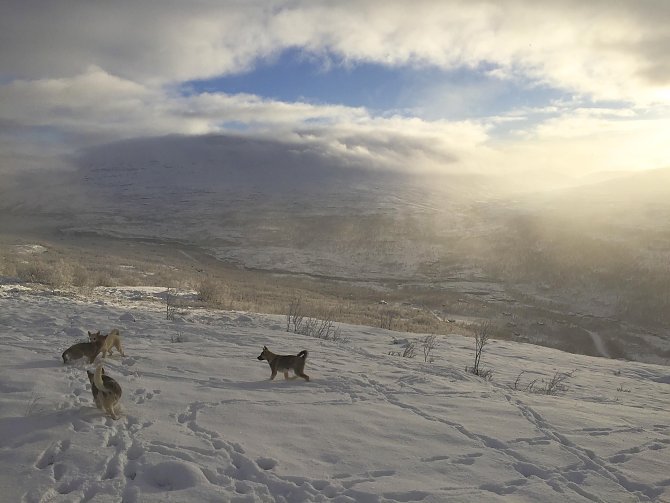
xmin=1 ymin=282 xmax=668 ymax=502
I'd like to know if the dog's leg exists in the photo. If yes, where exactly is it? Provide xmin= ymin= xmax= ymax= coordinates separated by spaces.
xmin=112 ymin=402 xmax=121 ymax=420
xmin=270 ymin=369 xmax=277 ymax=380
xmin=104 ymin=401 xmax=119 ymax=420
xmin=116 ymin=341 xmax=125 ymax=357
xmin=283 ymin=371 xmax=290 ymax=380
xmin=296 ymin=371 xmax=310 ymax=382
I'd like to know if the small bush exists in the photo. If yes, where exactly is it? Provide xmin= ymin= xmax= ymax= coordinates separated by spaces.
xmin=24 ymin=392 xmax=45 ymax=416
xmin=422 ymin=334 xmax=438 ymax=363
xmin=165 ymin=288 xmax=176 ymax=320
xmin=470 ymin=321 xmax=492 ymax=377
xmin=170 ymin=332 xmax=185 ymax=343
xmin=286 ymin=296 xmax=305 ymax=333
xmin=380 ymin=309 xmax=398 ymax=330
xmin=541 ymin=370 xmax=574 ymax=395
xmin=389 ymin=342 xmax=417 ymax=358
xmin=16 ymin=261 xmax=53 ymax=284
xmin=71 ymin=266 xmax=90 ymax=287
xmin=511 ymin=369 xmax=574 ymax=395
xmin=299 ymin=316 xmax=343 ymax=341
xmin=92 ymin=271 xmax=116 ymax=287
xmin=197 ymin=279 xmax=229 ymax=307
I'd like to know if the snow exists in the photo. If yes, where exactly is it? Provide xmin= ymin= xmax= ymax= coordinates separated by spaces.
xmin=1 ymin=283 xmax=669 ymax=502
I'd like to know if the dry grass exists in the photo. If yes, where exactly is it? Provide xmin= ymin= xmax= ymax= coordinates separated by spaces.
xmin=0 ymin=230 xmax=663 ymax=364
xmin=0 ymin=237 xmax=471 ymax=338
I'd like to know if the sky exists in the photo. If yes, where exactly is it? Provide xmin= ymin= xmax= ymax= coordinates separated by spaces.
xmin=1 ymin=0 xmax=669 ymax=182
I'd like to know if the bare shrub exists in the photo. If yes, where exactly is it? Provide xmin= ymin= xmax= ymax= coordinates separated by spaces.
xmin=300 ymin=316 xmax=339 ymax=340
xmin=412 ymin=312 xmax=436 ymax=327
xmin=511 ymin=371 xmax=526 ymax=390
xmin=170 ymin=332 xmax=185 ymax=343
xmin=198 ymin=279 xmax=218 ymax=303
xmin=286 ymin=296 xmax=304 ymax=333
xmin=422 ymin=334 xmax=438 ymax=363
xmin=475 ymin=368 xmax=494 ymax=381
xmin=0 ymin=253 xmax=18 ymax=277
xmin=24 ymin=392 xmax=45 ymax=416
xmin=540 ymin=370 xmax=574 ymax=395
xmin=71 ymin=265 xmax=90 ymax=288
xmin=166 ymin=288 xmax=176 ymax=320
xmin=16 ymin=261 xmax=53 ymax=284
xmin=14 ymin=258 xmax=73 ymax=291
xmin=284 ymin=297 xmax=346 ymax=341
xmin=468 ymin=321 xmax=492 ymax=377
xmin=380 ymin=309 xmax=398 ymax=330
xmin=197 ymin=279 xmax=229 ymax=306
xmin=49 ymin=259 xmax=73 ymax=289
xmin=300 ymin=316 xmax=346 ymax=343
xmin=389 ymin=341 xmax=417 ymax=358
xmin=92 ymin=270 xmax=116 ymax=287
xmin=512 ymin=369 xmax=575 ymax=395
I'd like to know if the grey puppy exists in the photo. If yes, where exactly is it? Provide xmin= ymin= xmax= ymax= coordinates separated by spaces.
xmin=62 ymin=331 xmax=103 ymax=364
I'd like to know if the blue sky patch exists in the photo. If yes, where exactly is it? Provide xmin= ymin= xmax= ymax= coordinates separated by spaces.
xmin=180 ymin=48 xmax=568 ymax=122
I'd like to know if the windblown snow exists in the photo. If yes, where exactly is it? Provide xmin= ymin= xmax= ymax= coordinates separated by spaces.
xmin=1 ymin=282 xmax=669 ymax=502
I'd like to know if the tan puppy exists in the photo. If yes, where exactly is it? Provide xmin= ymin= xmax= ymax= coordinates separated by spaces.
xmin=62 ymin=333 xmax=103 ymax=364
xmin=89 ymin=329 xmax=125 ymax=358
xmin=257 ymin=346 xmax=310 ymax=381
xmin=89 ymin=365 xmax=122 ymax=420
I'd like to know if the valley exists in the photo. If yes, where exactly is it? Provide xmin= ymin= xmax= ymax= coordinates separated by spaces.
xmin=2 ymin=135 xmax=669 ymax=366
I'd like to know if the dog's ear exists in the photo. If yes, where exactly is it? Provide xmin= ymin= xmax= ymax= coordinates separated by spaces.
xmin=96 ymin=331 xmax=100 ymax=336
xmin=88 ymin=331 xmax=92 ymax=335
xmin=263 ymin=346 xmax=267 ymax=350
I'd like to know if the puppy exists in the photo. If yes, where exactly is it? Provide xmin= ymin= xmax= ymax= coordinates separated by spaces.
xmin=87 ymin=365 xmax=122 ymax=420
xmin=62 ymin=332 xmax=103 ymax=364
xmin=257 ymin=346 xmax=309 ymax=381
xmin=89 ymin=329 xmax=125 ymax=358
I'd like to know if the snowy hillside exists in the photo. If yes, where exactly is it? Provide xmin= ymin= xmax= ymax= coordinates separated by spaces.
xmin=1 ymin=282 xmax=669 ymax=502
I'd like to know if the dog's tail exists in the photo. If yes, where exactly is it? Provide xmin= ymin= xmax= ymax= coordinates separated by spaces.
xmin=297 ymin=350 xmax=308 ymax=359
xmin=62 ymin=351 xmax=69 ymax=363
xmin=109 ymin=329 xmax=120 ymax=336
xmin=93 ymin=365 xmax=110 ymax=393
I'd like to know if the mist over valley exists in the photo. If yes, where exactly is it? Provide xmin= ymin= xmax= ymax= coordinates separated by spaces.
xmin=2 ymin=134 xmax=669 ymax=365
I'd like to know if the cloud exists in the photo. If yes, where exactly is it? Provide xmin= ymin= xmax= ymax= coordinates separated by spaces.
xmin=0 ymin=1 xmax=669 ymax=182
xmin=1 ymin=64 xmax=668 ymax=181
xmin=0 ymin=64 xmax=490 ymax=174
xmin=2 ymin=1 xmax=669 ymax=102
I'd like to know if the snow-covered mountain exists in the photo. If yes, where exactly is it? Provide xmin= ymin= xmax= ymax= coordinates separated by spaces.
xmin=1 ymin=281 xmax=669 ymax=502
